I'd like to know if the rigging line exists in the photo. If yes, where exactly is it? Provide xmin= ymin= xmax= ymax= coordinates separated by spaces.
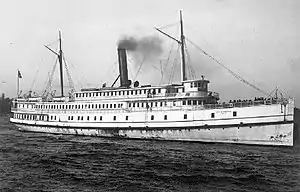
xmin=42 ymin=57 xmax=58 ymax=96
xmin=168 ymin=44 xmax=180 ymax=84
xmin=62 ymin=54 xmax=75 ymax=92
xmin=29 ymin=64 xmax=40 ymax=91
xmin=186 ymin=38 xmax=269 ymax=96
xmin=185 ymin=41 xmax=196 ymax=79
xmin=133 ymin=55 xmax=147 ymax=82
xmin=157 ymin=22 xmax=179 ymax=30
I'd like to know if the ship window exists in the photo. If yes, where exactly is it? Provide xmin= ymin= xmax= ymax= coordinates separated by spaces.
xmin=122 ymin=91 xmax=125 ymax=95
xmin=87 ymin=116 xmax=89 ymax=121
xmin=133 ymin=103 xmax=135 ymax=107
xmin=94 ymin=116 xmax=96 ymax=121
xmin=106 ymin=104 xmax=109 ymax=108
xmin=100 ymin=116 xmax=102 ymax=120
xmin=173 ymin=101 xmax=176 ymax=106
xmin=211 ymin=113 xmax=215 ymax=118
xmin=164 ymin=115 xmax=167 ymax=120
xmin=188 ymin=100 xmax=191 ymax=105
xmin=183 ymin=100 xmax=186 ymax=105
xmin=51 ymin=116 xmax=53 ymax=120
xmin=135 ymin=90 xmax=137 ymax=95
xmin=150 ymin=102 xmax=153 ymax=107
xmin=99 ymin=104 xmax=101 ymax=108
xmin=144 ymin=90 xmax=147 ymax=94
xmin=129 ymin=103 xmax=131 ymax=107
xmin=91 ymin=104 xmax=94 ymax=109
xmin=160 ymin=102 xmax=163 ymax=107
xmin=110 ymin=104 xmax=112 ymax=108
xmin=184 ymin=114 xmax=187 ymax=119
xmin=88 ymin=104 xmax=91 ymax=109
xmin=193 ymin=100 xmax=197 ymax=105
xmin=114 ymin=104 xmax=116 ymax=108
xmin=78 ymin=116 xmax=80 ymax=120
xmin=127 ymin=91 xmax=129 ymax=95
xmin=81 ymin=116 xmax=83 ymax=120
xmin=139 ymin=90 xmax=142 ymax=94
xmin=151 ymin=115 xmax=154 ymax=120
xmin=233 ymin=111 xmax=237 ymax=117
xmin=137 ymin=103 xmax=139 ymax=107
xmin=102 ymin=104 xmax=105 ymax=108
xmin=113 ymin=116 xmax=116 ymax=121
xmin=126 ymin=116 xmax=128 ymax=120
xmin=131 ymin=90 xmax=133 ymax=95
xmin=89 ymin=93 xmax=91 ymax=97
xmin=158 ymin=89 xmax=161 ymax=93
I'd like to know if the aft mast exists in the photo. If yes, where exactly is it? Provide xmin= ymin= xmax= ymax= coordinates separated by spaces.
xmin=58 ymin=31 xmax=64 ymax=97
xmin=179 ymin=10 xmax=187 ymax=81
xmin=155 ymin=10 xmax=187 ymax=82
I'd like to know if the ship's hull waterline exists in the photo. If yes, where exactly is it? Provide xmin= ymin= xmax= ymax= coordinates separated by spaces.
xmin=13 ymin=121 xmax=294 ymax=146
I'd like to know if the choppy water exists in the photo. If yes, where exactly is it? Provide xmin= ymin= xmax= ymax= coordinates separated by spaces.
xmin=1 ymin=117 xmax=300 ymax=192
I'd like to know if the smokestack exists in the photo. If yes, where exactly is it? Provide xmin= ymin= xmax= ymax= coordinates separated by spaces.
xmin=118 ymin=48 xmax=129 ymax=87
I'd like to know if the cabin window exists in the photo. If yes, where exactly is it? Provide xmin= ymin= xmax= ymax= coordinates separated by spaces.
xmin=151 ymin=115 xmax=154 ymax=120
xmin=110 ymin=104 xmax=112 ymax=108
xmin=100 ymin=116 xmax=102 ymax=121
xmin=158 ymin=89 xmax=161 ymax=93
xmin=94 ymin=116 xmax=96 ymax=121
xmin=135 ymin=90 xmax=138 ymax=95
xmin=126 ymin=116 xmax=128 ymax=120
xmin=78 ymin=116 xmax=80 ymax=120
xmin=164 ymin=115 xmax=167 ymax=120
xmin=144 ymin=90 xmax=147 ymax=94
xmin=211 ymin=113 xmax=215 ymax=118
xmin=233 ymin=111 xmax=237 ymax=117
xmin=122 ymin=91 xmax=125 ymax=95
xmin=81 ymin=116 xmax=83 ymax=120
xmin=114 ymin=104 xmax=116 ymax=108
xmin=131 ymin=90 xmax=133 ymax=95
xmin=99 ymin=104 xmax=101 ymax=108
xmin=183 ymin=100 xmax=186 ymax=105
xmin=102 ymin=104 xmax=105 ymax=108
xmin=129 ymin=103 xmax=131 ymax=107
xmin=71 ymin=116 xmax=73 ymax=120
xmin=89 ymin=93 xmax=91 ymax=97
xmin=106 ymin=104 xmax=109 ymax=108
xmin=91 ymin=104 xmax=94 ymax=109
xmin=113 ymin=116 xmax=116 ymax=121
xmin=133 ymin=103 xmax=135 ymax=107
xmin=173 ymin=101 xmax=176 ymax=106
xmin=187 ymin=100 xmax=191 ymax=105
xmin=87 ymin=116 xmax=89 ymax=121
xmin=184 ymin=114 xmax=187 ymax=119
xmin=137 ymin=103 xmax=139 ymax=107
xmin=139 ymin=90 xmax=142 ymax=94
xmin=193 ymin=100 xmax=197 ymax=105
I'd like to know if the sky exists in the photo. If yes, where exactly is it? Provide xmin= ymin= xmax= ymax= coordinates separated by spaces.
xmin=0 ymin=0 xmax=299 ymax=106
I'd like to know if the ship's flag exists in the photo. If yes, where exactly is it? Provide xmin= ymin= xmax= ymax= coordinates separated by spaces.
xmin=18 ymin=70 xmax=22 ymax=78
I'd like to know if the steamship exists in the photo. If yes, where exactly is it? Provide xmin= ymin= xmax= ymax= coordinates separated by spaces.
xmin=10 ymin=11 xmax=295 ymax=146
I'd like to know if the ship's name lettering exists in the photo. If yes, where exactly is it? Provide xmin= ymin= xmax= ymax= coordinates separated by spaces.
xmin=216 ymin=110 xmax=232 ymax=114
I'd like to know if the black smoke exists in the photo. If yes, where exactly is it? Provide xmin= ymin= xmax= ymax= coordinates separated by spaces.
xmin=117 ymin=35 xmax=164 ymax=64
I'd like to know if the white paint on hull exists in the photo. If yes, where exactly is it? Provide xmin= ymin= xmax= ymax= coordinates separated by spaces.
xmin=15 ymin=122 xmax=293 ymax=146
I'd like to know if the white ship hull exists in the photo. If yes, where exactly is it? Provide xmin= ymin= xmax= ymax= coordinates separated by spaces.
xmin=10 ymin=100 xmax=295 ymax=146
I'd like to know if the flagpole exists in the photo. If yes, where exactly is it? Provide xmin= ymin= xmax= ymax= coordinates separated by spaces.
xmin=17 ymin=70 xmax=19 ymax=98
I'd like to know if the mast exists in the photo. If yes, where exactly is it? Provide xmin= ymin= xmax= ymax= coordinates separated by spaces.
xmin=58 ymin=31 xmax=64 ymax=97
xmin=180 ymin=10 xmax=187 ymax=81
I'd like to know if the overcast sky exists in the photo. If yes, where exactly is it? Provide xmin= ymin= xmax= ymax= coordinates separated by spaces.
xmin=0 ymin=0 xmax=299 ymax=106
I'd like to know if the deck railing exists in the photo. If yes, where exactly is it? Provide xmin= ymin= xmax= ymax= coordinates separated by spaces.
xmin=11 ymin=98 xmax=287 ymax=115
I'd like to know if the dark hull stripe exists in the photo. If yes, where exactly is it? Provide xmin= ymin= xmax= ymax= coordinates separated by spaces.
xmin=12 ymin=120 xmax=294 ymax=131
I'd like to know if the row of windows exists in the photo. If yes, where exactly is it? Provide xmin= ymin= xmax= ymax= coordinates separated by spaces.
xmin=190 ymin=82 xmax=207 ymax=88
xmin=21 ymin=100 xmax=206 ymax=111
xmin=75 ymin=88 xmax=162 ymax=98
xmin=36 ymin=103 xmax=123 ymax=110
xmin=14 ymin=114 xmax=48 ymax=121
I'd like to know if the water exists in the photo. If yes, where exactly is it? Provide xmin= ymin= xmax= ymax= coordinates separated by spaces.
xmin=1 ymin=117 xmax=300 ymax=192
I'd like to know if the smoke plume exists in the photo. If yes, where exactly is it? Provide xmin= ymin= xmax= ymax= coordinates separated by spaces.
xmin=117 ymin=35 xmax=164 ymax=64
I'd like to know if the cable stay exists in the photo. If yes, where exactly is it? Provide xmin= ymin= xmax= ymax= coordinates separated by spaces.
xmin=62 ymin=55 xmax=75 ymax=94
xmin=185 ymin=37 xmax=269 ymax=96
xmin=42 ymin=57 xmax=58 ymax=98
